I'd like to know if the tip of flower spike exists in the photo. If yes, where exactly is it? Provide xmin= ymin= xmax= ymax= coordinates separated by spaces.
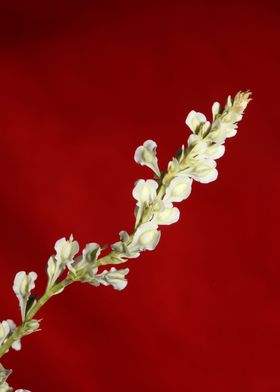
xmin=234 ymin=90 xmax=253 ymax=106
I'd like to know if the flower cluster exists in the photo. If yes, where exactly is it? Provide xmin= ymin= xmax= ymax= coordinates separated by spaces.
xmin=111 ymin=91 xmax=251 ymax=262
xmin=0 ymin=91 xmax=251 ymax=391
xmin=46 ymin=237 xmax=129 ymax=292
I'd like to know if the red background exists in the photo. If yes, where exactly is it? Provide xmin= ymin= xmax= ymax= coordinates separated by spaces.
xmin=0 ymin=1 xmax=279 ymax=391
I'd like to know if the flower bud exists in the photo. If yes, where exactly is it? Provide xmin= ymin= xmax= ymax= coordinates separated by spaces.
xmin=54 ymin=235 xmax=79 ymax=263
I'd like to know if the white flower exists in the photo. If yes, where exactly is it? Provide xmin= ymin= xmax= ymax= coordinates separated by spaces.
xmin=209 ymin=120 xmax=237 ymax=143
xmin=184 ymin=159 xmax=218 ymax=184
xmin=164 ymin=175 xmax=192 ymax=204
xmin=69 ymin=243 xmax=101 ymax=276
xmin=129 ymin=221 xmax=161 ymax=251
xmin=90 ymin=267 xmax=129 ymax=291
xmin=185 ymin=110 xmax=207 ymax=133
xmin=0 ymin=321 xmax=10 ymax=347
xmin=188 ymin=138 xmax=225 ymax=161
xmin=134 ymin=140 xmax=161 ymax=176
xmin=132 ymin=179 xmax=158 ymax=207
xmin=54 ymin=235 xmax=79 ymax=264
xmin=203 ymin=143 xmax=225 ymax=160
xmin=111 ymin=231 xmax=140 ymax=260
xmin=153 ymin=205 xmax=180 ymax=225
xmin=47 ymin=235 xmax=79 ymax=290
xmin=11 ymin=339 xmax=21 ymax=351
xmin=13 ymin=271 xmax=37 ymax=320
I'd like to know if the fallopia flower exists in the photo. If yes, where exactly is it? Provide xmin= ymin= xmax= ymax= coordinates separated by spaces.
xmin=153 ymin=204 xmax=180 ymax=225
xmin=54 ymin=235 xmax=79 ymax=265
xmin=47 ymin=235 xmax=79 ymax=291
xmin=13 ymin=272 xmax=37 ymax=320
xmin=185 ymin=110 xmax=208 ymax=133
xmin=2 ymin=91 xmax=251 ymax=392
xmin=69 ymin=243 xmax=101 ymax=279
xmin=134 ymin=140 xmax=161 ymax=176
xmin=164 ymin=175 xmax=192 ymax=204
xmin=88 ymin=267 xmax=129 ymax=291
xmin=129 ymin=221 xmax=161 ymax=252
xmin=132 ymin=179 xmax=158 ymax=207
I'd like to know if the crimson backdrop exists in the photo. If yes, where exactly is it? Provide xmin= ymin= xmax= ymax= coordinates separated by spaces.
xmin=0 ymin=1 xmax=279 ymax=391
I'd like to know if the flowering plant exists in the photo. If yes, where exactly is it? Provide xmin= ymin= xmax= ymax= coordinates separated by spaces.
xmin=0 ymin=91 xmax=251 ymax=391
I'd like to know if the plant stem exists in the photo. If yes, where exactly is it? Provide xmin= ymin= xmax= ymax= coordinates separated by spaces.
xmin=0 ymin=277 xmax=73 ymax=359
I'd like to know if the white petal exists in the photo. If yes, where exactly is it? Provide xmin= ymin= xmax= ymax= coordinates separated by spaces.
xmin=204 ymin=144 xmax=225 ymax=160
xmin=12 ymin=339 xmax=21 ymax=351
xmin=164 ymin=176 xmax=192 ymax=204
xmin=6 ymin=320 xmax=16 ymax=331
xmin=155 ymin=206 xmax=180 ymax=225
xmin=143 ymin=139 xmax=157 ymax=150
xmin=132 ymin=179 xmax=158 ymax=206
xmin=82 ymin=243 xmax=100 ymax=261
xmin=212 ymin=102 xmax=221 ymax=119
xmin=134 ymin=140 xmax=160 ymax=176
xmin=186 ymin=160 xmax=218 ymax=184
xmin=13 ymin=271 xmax=26 ymax=296
xmin=185 ymin=110 xmax=207 ymax=132
xmin=54 ymin=236 xmax=79 ymax=262
xmin=130 ymin=222 xmax=161 ymax=252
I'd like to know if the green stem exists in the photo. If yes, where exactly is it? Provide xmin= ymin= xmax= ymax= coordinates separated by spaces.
xmin=0 ymin=277 xmax=73 ymax=359
xmin=26 ymin=278 xmax=72 ymax=321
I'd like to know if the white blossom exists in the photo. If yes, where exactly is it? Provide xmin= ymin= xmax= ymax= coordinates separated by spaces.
xmin=90 ymin=267 xmax=129 ymax=291
xmin=203 ymin=143 xmax=225 ymax=160
xmin=187 ymin=138 xmax=225 ymax=161
xmin=111 ymin=231 xmax=140 ymax=260
xmin=69 ymin=243 xmax=101 ymax=276
xmin=13 ymin=272 xmax=37 ymax=320
xmin=134 ymin=140 xmax=161 ymax=176
xmin=164 ymin=175 xmax=192 ymax=204
xmin=185 ymin=110 xmax=207 ymax=133
xmin=132 ymin=179 xmax=158 ymax=207
xmin=129 ymin=221 xmax=161 ymax=252
xmin=153 ymin=205 xmax=180 ymax=225
xmin=184 ymin=159 xmax=218 ymax=184
xmin=54 ymin=235 xmax=79 ymax=264
xmin=47 ymin=235 xmax=79 ymax=290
